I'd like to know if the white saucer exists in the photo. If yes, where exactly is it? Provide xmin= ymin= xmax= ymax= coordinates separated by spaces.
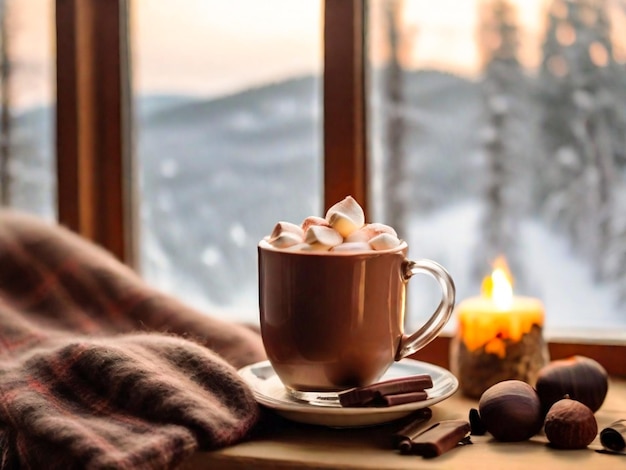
xmin=238 ymin=359 xmax=458 ymax=427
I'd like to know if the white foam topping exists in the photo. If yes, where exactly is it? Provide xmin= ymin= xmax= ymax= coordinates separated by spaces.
xmin=262 ymin=196 xmax=402 ymax=253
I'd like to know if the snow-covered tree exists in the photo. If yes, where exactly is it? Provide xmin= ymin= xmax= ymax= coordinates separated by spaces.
xmin=383 ymin=0 xmax=409 ymax=239
xmin=537 ymin=0 xmax=624 ymax=281
xmin=0 ymin=0 xmax=11 ymax=206
xmin=604 ymin=1 xmax=626 ymax=307
xmin=473 ymin=0 xmax=532 ymax=287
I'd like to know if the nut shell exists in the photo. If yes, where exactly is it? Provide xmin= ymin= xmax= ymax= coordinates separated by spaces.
xmin=469 ymin=408 xmax=486 ymax=436
xmin=544 ymin=399 xmax=598 ymax=449
xmin=478 ymin=380 xmax=543 ymax=442
xmin=536 ymin=356 xmax=608 ymax=414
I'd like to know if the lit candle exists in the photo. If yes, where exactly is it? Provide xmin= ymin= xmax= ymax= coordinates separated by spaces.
xmin=451 ymin=257 xmax=548 ymax=398
xmin=457 ymin=257 xmax=544 ymax=358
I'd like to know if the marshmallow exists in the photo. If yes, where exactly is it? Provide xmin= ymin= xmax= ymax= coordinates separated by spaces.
xmin=265 ymin=197 xmax=402 ymax=253
xmin=268 ymin=231 xmax=304 ymax=249
xmin=325 ymin=196 xmax=365 ymax=238
xmin=305 ymin=225 xmax=343 ymax=249
xmin=366 ymin=222 xmax=397 ymax=237
xmin=330 ymin=242 xmax=372 ymax=252
xmin=295 ymin=242 xmax=333 ymax=252
xmin=270 ymin=221 xmax=304 ymax=241
xmin=345 ymin=222 xmax=398 ymax=243
xmin=301 ymin=216 xmax=329 ymax=232
xmin=369 ymin=233 xmax=401 ymax=251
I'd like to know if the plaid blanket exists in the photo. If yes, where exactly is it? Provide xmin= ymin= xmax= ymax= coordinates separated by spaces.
xmin=0 ymin=211 xmax=267 ymax=469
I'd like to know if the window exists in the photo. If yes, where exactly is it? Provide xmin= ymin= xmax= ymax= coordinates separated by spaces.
xmin=132 ymin=1 xmax=323 ymax=319
xmin=0 ymin=0 xmax=55 ymax=218
xmin=367 ymin=0 xmax=626 ymax=342
xmin=54 ymin=0 xmax=626 ymax=375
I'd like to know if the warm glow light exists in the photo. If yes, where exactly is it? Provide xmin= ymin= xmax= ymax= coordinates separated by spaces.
xmin=458 ymin=255 xmax=544 ymax=357
xmin=491 ymin=268 xmax=513 ymax=310
xmin=481 ymin=256 xmax=514 ymax=310
xmin=589 ymin=41 xmax=609 ymax=67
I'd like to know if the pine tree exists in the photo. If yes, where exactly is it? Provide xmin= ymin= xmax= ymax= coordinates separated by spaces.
xmin=538 ymin=0 xmax=623 ymax=281
xmin=383 ymin=0 xmax=408 ymax=239
xmin=474 ymin=0 xmax=531 ymax=287
xmin=535 ymin=2 xmax=577 ymax=212
xmin=599 ymin=0 xmax=626 ymax=307
xmin=0 ymin=0 xmax=11 ymax=206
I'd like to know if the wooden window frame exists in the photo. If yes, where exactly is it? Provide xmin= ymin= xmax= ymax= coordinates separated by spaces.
xmin=56 ymin=0 xmax=136 ymax=265
xmin=54 ymin=0 xmax=626 ymax=376
xmin=323 ymin=0 xmax=368 ymax=214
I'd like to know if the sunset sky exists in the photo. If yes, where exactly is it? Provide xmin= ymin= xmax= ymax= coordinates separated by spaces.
xmin=132 ymin=0 xmax=550 ymax=98
xmin=12 ymin=0 xmax=623 ymax=109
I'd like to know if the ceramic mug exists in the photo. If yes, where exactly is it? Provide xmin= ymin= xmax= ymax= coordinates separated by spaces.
xmin=258 ymin=240 xmax=455 ymax=400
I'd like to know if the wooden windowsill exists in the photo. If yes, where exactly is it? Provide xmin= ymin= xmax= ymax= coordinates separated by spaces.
xmin=413 ymin=335 xmax=626 ymax=378
xmin=183 ymin=377 xmax=626 ymax=469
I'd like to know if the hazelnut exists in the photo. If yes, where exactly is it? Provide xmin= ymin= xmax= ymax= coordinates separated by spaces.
xmin=536 ymin=356 xmax=608 ymax=414
xmin=478 ymin=380 xmax=543 ymax=442
xmin=544 ymin=398 xmax=598 ymax=449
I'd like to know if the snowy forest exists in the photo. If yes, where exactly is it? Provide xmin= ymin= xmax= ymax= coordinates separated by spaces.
xmin=485 ymin=0 xmax=626 ymax=306
xmin=482 ymin=0 xmax=626 ymax=301
xmin=377 ymin=0 xmax=626 ymax=328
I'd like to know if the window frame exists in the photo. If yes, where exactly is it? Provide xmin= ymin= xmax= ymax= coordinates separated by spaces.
xmin=56 ymin=0 xmax=136 ymax=265
xmin=323 ymin=0 xmax=368 ymax=214
xmin=54 ymin=0 xmax=626 ymax=376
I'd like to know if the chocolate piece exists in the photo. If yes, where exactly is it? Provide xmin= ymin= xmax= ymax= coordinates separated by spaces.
xmin=376 ymin=391 xmax=428 ymax=407
xmin=338 ymin=374 xmax=433 ymax=407
xmin=469 ymin=408 xmax=486 ymax=435
xmin=409 ymin=420 xmax=471 ymax=458
xmin=393 ymin=408 xmax=433 ymax=453
xmin=600 ymin=419 xmax=626 ymax=452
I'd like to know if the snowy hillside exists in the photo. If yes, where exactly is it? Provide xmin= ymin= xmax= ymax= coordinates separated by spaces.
xmin=138 ymin=76 xmax=323 ymax=313
xmin=137 ymin=71 xmax=485 ymax=318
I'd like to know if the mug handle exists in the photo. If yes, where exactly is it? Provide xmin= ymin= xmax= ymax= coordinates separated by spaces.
xmin=395 ymin=259 xmax=456 ymax=360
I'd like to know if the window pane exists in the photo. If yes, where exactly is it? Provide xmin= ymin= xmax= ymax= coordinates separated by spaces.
xmin=133 ymin=1 xmax=323 ymax=322
xmin=2 ymin=0 xmax=55 ymax=218
xmin=368 ymin=0 xmax=626 ymax=338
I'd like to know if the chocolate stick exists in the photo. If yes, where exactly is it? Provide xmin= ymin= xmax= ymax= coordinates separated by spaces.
xmin=469 ymin=408 xmax=486 ymax=435
xmin=376 ymin=391 xmax=428 ymax=407
xmin=338 ymin=375 xmax=433 ymax=407
xmin=600 ymin=419 xmax=626 ymax=452
xmin=393 ymin=408 xmax=433 ymax=453
xmin=409 ymin=420 xmax=471 ymax=458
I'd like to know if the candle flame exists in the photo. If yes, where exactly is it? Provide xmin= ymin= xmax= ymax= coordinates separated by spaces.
xmin=481 ymin=256 xmax=514 ymax=310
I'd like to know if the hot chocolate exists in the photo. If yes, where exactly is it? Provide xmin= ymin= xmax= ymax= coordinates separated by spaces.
xmin=258 ymin=197 xmax=456 ymax=396
xmin=259 ymin=241 xmax=408 ymax=391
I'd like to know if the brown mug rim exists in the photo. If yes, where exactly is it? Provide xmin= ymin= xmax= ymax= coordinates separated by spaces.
xmin=258 ymin=239 xmax=408 ymax=257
